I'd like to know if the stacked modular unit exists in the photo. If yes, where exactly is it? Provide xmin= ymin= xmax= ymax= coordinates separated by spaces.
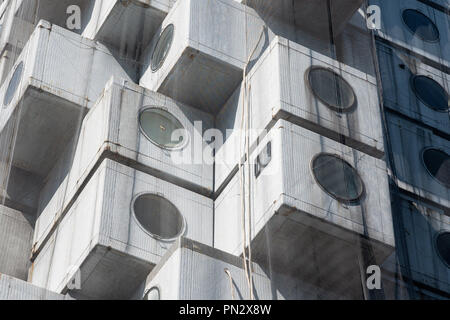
xmin=32 ymin=77 xmax=214 ymax=260
xmin=371 ymin=0 xmax=450 ymax=298
xmin=0 ymin=20 xmax=131 ymax=282
xmin=213 ymin=0 xmax=398 ymax=300
xmin=233 ymin=0 xmax=364 ymax=40
xmin=215 ymin=120 xmax=394 ymax=299
xmin=31 ymin=159 xmax=213 ymax=300
xmin=371 ymin=0 xmax=449 ymax=67
xmin=0 ymin=273 xmax=73 ymax=300
xmin=0 ymin=20 xmax=130 ymax=212
xmin=0 ymin=0 xmax=447 ymax=300
xmin=0 ymin=0 xmax=96 ymax=85
xmin=81 ymin=0 xmax=177 ymax=82
xmin=143 ymin=237 xmax=276 ymax=300
xmin=139 ymin=0 xmax=268 ymax=114
xmin=0 ymin=0 xmax=172 ymax=85
xmin=215 ymin=35 xmax=384 ymax=191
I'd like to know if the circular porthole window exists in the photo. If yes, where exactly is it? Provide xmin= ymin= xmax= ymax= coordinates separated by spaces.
xmin=132 ymin=193 xmax=185 ymax=241
xmin=412 ymin=76 xmax=449 ymax=112
xmin=143 ymin=286 xmax=161 ymax=300
xmin=402 ymin=9 xmax=439 ymax=42
xmin=151 ymin=24 xmax=174 ymax=72
xmin=436 ymin=232 xmax=450 ymax=268
xmin=422 ymin=148 xmax=450 ymax=188
xmin=311 ymin=153 xmax=365 ymax=204
xmin=307 ymin=67 xmax=357 ymax=112
xmin=139 ymin=107 xmax=187 ymax=149
xmin=3 ymin=62 xmax=24 ymax=106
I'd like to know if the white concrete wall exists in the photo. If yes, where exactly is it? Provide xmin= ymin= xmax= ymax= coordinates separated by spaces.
xmin=215 ymin=119 xmax=394 ymax=256
xmin=139 ymin=0 xmax=268 ymax=114
xmin=33 ymin=78 xmax=214 ymax=253
xmin=0 ymin=21 xmax=131 ymax=180
xmin=0 ymin=205 xmax=33 ymax=280
xmin=144 ymin=237 xmax=361 ymax=299
xmin=0 ymin=273 xmax=72 ymax=300
xmin=31 ymin=159 xmax=213 ymax=298
xmin=215 ymin=35 xmax=385 ymax=189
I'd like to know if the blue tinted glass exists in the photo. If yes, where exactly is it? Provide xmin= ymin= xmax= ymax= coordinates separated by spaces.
xmin=402 ymin=9 xmax=439 ymax=42
xmin=422 ymin=148 xmax=450 ymax=187
xmin=413 ymin=76 xmax=448 ymax=112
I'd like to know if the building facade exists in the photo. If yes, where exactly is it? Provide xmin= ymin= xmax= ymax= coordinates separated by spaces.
xmin=0 ymin=0 xmax=448 ymax=300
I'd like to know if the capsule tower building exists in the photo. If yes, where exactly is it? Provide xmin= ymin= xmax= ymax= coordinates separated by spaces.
xmin=0 ymin=0 xmax=447 ymax=300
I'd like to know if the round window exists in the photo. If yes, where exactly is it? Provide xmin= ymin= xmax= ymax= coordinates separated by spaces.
xmin=139 ymin=107 xmax=186 ymax=149
xmin=143 ymin=287 xmax=160 ymax=300
xmin=402 ymin=9 xmax=439 ymax=42
xmin=422 ymin=148 xmax=450 ymax=188
xmin=436 ymin=232 xmax=450 ymax=268
xmin=311 ymin=153 xmax=365 ymax=204
xmin=133 ymin=193 xmax=185 ymax=241
xmin=3 ymin=62 xmax=24 ymax=106
xmin=307 ymin=67 xmax=356 ymax=112
xmin=151 ymin=24 xmax=174 ymax=72
xmin=412 ymin=76 xmax=449 ymax=112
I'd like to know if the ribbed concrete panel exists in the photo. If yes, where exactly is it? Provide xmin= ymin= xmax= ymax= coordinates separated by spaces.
xmin=383 ymin=192 xmax=450 ymax=294
xmin=386 ymin=112 xmax=450 ymax=208
xmin=0 ymin=273 xmax=72 ymax=300
xmin=33 ymin=78 xmax=214 ymax=253
xmin=370 ymin=0 xmax=450 ymax=67
xmin=378 ymin=42 xmax=449 ymax=134
xmin=139 ymin=0 xmax=268 ymax=114
xmin=0 ymin=0 xmax=95 ymax=84
xmin=0 ymin=205 xmax=33 ymax=280
xmin=0 ymin=20 xmax=131 ymax=179
xmin=215 ymin=35 xmax=384 ymax=191
xmin=215 ymin=120 xmax=394 ymax=297
xmin=30 ymin=159 xmax=213 ymax=300
xmin=83 ymin=0 xmax=175 ymax=58
xmin=0 ymin=48 xmax=20 ymax=92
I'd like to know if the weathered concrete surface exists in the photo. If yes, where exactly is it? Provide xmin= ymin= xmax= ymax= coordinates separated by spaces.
xmin=140 ymin=0 xmax=269 ymax=114
xmin=215 ymin=120 xmax=394 ymax=298
xmin=30 ymin=159 xmax=213 ymax=300
xmin=33 ymin=77 xmax=214 ymax=256
xmin=0 ymin=205 xmax=33 ymax=280
xmin=0 ymin=273 xmax=73 ymax=300
xmin=386 ymin=112 xmax=450 ymax=208
xmin=377 ymin=42 xmax=449 ymax=135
